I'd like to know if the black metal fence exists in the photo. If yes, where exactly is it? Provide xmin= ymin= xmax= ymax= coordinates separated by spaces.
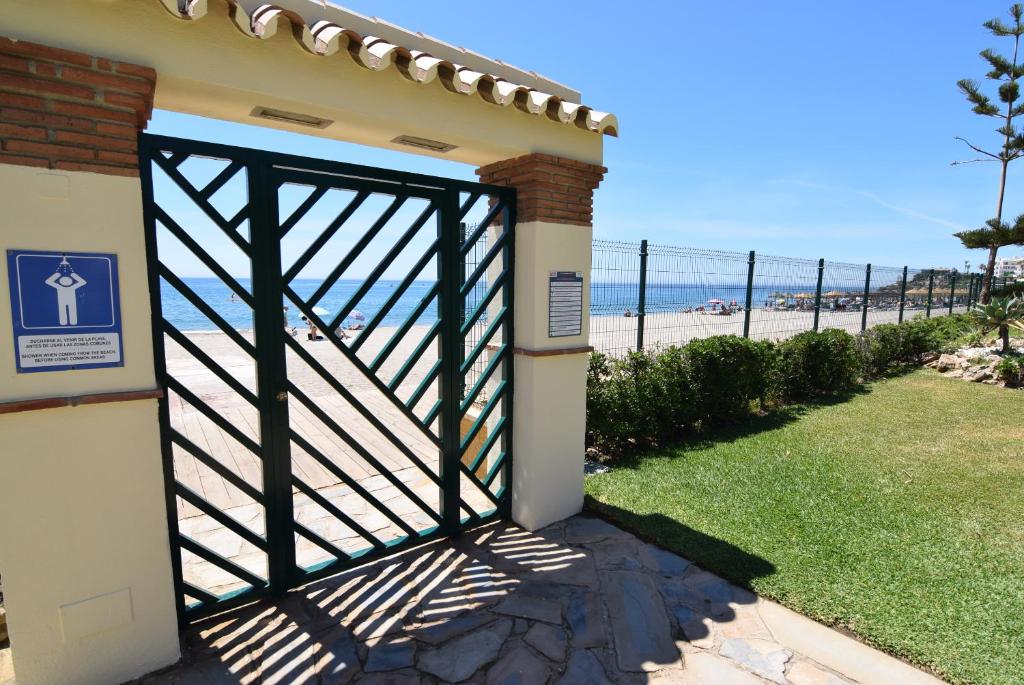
xmin=591 ymin=239 xmax=1001 ymax=357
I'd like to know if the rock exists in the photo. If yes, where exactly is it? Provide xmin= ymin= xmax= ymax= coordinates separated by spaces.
xmin=935 ymin=354 xmax=960 ymax=372
xmin=557 ymin=650 xmax=614 ymax=685
xmin=962 ymin=367 xmax=992 ymax=382
xmin=364 ymin=637 xmax=416 ymax=673
xmin=675 ymin=652 xmax=764 ymax=685
xmin=566 ymin=591 xmax=606 ymax=648
xmin=921 ymin=352 xmax=939 ymax=364
xmin=416 ymin=619 xmax=512 ymax=682
xmin=493 ymin=594 xmax=563 ymax=624
xmin=719 ymin=638 xmax=791 ymax=684
xmin=523 ymin=623 xmax=567 ymax=662
xmin=564 ymin=516 xmax=627 ymax=544
xmin=485 ymin=644 xmax=550 ymax=685
xmin=603 ymin=571 xmax=680 ymax=671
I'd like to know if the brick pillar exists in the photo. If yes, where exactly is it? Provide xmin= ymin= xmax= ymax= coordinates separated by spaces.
xmin=0 ymin=38 xmax=179 ymax=685
xmin=476 ymin=153 xmax=605 ymax=530
xmin=0 ymin=37 xmax=155 ymax=175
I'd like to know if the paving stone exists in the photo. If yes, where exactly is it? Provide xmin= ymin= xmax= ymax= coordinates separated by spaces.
xmin=588 ymin=539 xmax=644 ymax=570
xmin=786 ymin=659 xmax=855 ymax=685
xmin=720 ymin=638 xmax=792 ymax=685
xmin=683 ymin=569 xmax=736 ymax=604
xmin=564 ymin=516 xmax=628 ymax=544
xmin=365 ymin=637 xmax=416 ymax=673
xmin=566 ymin=590 xmax=606 ymax=648
xmin=312 ymin=624 xmax=361 ymax=685
xmin=355 ymin=669 xmax=421 ymax=684
xmin=640 ymin=545 xmax=691 ymax=577
xmin=409 ymin=612 xmax=498 ymax=646
xmin=140 ymin=655 xmax=257 ymax=684
xmin=675 ymin=652 xmax=764 ymax=685
xmin=556 ymin=649 xmax=614 ymax=685
xmin=484 ymin=644 xmax=550 ymax=685
xmin=523 ymin=622 xmax=567 ymax=662
xmin=513 ymin=619 xmax=529 ymax=634
xmin=416 ymin=619 xmax=512 ymax=682
xmin=716 ymin=602 xmax=773 ymax=641
xmin=493 ymin=594 xmax=562 ymax=624
xmin=657 ymin=576 xmax=711 ymax=613
xmin=603 ymin=570 xmax=680 ymax=672
xmin=671 ymin=605 xmax=715 ymax=649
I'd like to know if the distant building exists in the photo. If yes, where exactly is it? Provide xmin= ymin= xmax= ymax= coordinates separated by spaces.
xmin=994 ymin=256 xmax=1024 ymax=280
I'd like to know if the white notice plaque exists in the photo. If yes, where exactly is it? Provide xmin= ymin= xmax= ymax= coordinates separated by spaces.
xmin=548 ymin=271 xmax=583 ymax=337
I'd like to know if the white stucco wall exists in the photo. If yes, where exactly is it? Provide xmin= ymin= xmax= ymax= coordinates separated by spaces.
xmin=0 ymin=163 xmax=179 ymax=684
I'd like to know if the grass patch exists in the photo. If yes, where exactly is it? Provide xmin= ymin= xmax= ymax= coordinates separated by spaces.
xmin=585 ymin=369 xmax=1024 ymax=685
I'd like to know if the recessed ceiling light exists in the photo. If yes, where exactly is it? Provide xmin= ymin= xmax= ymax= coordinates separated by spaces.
xmin=391 ymin=134 xmax=457 ymax=153
xmin=250 ymin=106 xmax=332 ymax=129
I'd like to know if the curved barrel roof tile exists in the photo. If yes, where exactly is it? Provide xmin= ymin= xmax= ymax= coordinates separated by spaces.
xmin=155 ymin=0 xmax=619 ymax=136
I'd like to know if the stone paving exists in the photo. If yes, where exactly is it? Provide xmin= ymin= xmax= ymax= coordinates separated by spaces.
xmin=136 ymin=516 xmax=944 ymax=685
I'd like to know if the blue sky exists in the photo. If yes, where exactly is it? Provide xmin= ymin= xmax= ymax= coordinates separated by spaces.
xmin=150 ymin=0 xmax=1024 ymax=272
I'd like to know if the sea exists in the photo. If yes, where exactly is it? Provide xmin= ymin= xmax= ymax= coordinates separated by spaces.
xmin=160 ymin=277 xmax=861 ymax=332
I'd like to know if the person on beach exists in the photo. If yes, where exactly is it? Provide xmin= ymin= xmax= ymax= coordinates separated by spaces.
xmin=300 ymin=315 xmax=322 ymax=341
xmin=283 ymin=306 xmax=297 ymax=336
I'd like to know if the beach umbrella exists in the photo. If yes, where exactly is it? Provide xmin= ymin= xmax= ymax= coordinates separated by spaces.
xmin=311 ymin=306 xmax=330 ymax=316
xmin=707 ymin=298 xmax=724 ymax=304
xmin=349 ymin=310 xmax=366 ymax=321
xmin=795 ymin=292 xmax=814 ymax=299
xmin=824 ymin=290 xmax=844 ymax=297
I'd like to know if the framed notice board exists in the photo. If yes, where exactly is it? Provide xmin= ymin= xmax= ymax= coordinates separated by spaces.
xmin=548 ymin=271 xmax=583 ymax=337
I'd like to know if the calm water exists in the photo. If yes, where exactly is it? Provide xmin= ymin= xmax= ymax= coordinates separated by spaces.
xmin=162 ymin=278 xmax=893 ymax=331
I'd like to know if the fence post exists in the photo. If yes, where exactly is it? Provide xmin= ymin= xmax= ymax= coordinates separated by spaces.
xmin=636 ymin=239 xmax=648 ymax=351
xmin=898 ymin=265 xmax=908 ymax=323
xmin=861 ymin=263 xmax=871 ymax=332
xmin=966 ymin=274 xmax=975 ymax=309
xmin=925 ymin=269 xmax=935 ymax=318
xmin=948 ymin=272 xmax=956 ymax=315
xmin=743 ymin=250 xmax=755 ymax=338
xmin=812 ymin=258 xmax=825 ymax=332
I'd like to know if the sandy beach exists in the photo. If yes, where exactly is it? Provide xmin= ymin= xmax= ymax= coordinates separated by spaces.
xmin=589 ymin=305 xmax=968 ymax=355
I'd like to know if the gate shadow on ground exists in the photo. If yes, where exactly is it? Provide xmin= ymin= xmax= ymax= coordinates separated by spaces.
xmin=140 ymin=516 xmax=781 ymax=682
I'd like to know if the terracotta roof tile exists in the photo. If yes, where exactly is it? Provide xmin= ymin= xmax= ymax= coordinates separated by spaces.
xmin=155 ymin=0 xmax=618 ymax=137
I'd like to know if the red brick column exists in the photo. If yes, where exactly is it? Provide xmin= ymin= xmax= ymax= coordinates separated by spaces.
xmin=0 ymin=37 xmax=156 ymax=177
xmin=476 ymin=153 xmax=606 ymax=226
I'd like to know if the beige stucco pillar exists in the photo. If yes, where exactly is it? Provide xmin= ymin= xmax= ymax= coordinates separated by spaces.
xmin=0 ymin=38 xmax=180 ymax=685
xmin=477 ymin=154 xmax=605 ymax=531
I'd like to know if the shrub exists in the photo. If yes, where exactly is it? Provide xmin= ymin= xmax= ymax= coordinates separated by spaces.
xmin=994 ymin=355 xmax=1024 ymax=387
xmin=777 ymin=329 xmax=859 ymax=400
xmin=586 ymin=350 xmax=663 ymax=452
xmin=682 ymin=336 xmax=776 ymax=423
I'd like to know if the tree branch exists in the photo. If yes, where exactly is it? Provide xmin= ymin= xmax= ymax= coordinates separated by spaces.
xmin=951 ymin=158 xmax=999 ymax=165
xmin=954 ymin=136 xmax=1000 ymax=158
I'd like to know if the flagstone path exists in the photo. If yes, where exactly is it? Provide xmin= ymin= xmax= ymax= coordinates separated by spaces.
xmin=136 ymin=516 xmax=944 ymax=685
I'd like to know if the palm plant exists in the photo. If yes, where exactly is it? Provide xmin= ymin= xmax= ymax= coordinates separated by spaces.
xmin=969 ymin=296 xmax=1024 ymax=352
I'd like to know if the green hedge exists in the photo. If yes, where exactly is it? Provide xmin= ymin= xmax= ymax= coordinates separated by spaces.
xmin=587 ymin=314 xmax=973 ymax=454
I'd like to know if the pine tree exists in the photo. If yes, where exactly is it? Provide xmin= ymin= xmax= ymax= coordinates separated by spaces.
xmin=953 ymin=4 xmax=1024 ymax=303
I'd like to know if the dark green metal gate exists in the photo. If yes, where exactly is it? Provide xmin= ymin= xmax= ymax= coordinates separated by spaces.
xmin=139 ymin=134 xmax=515 ymax=623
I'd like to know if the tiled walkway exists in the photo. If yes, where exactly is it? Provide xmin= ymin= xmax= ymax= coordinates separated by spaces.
xmin=137 ymin=516 xmax=942 ymax=685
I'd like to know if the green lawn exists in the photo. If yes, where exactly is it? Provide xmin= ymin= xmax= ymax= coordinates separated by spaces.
xmin=584 ymin=369 xmax=1024 ymax=685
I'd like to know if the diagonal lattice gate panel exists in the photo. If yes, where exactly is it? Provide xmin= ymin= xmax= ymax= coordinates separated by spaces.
xmin=140 ymin=134 xmax=515 ymax=624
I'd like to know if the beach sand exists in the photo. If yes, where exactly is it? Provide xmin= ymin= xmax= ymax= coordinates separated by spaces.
xmin=167 ymin=323 xmax=502 ymax=597
xmin=589 ymin=305 xmax=968 ymax=355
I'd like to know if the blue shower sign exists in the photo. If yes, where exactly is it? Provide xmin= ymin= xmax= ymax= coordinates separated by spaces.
xmin=7 ymin=249 xmax=123 ymax=373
